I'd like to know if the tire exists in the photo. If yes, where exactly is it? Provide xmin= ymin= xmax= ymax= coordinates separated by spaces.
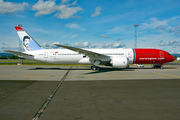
xmin=96 ymin=67 xmax=101 ymax=71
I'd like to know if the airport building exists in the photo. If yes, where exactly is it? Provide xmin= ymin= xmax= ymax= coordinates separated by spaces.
xmin=177 ymin=57 xmax=180 ymax=60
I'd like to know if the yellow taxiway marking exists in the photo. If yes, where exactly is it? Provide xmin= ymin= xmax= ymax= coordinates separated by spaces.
xmin=153 ymin=72 xmax=180 ymax=78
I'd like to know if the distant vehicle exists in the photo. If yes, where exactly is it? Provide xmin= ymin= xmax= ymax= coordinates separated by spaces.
xmin=4 ymin=26 xmax=175 ymax=71
xmin=137 ymin=64 xmax=144 ymax=67
xmin=152 ymin=64 xmax=163 ymax=69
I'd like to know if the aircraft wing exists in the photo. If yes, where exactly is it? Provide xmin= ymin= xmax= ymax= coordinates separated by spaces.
xmin=54 ymin=44 xmax=108 ymax=58
xmin=4 ymin=50 xmax=33 ymax=58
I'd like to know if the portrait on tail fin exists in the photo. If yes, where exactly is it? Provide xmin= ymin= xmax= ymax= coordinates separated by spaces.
xmin=23 ymin=36 xmax=30 ymax=51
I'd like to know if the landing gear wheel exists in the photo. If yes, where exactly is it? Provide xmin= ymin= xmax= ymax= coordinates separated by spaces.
xmin=92 ymin=66 xmax=96 ymax=71
xmin=91 ymin=66 xmax=93 ymax=70
xmin=91 ymin=65 xmax=101 ymax=71
xmin=96 ymin=67 xmax=101 ymax=71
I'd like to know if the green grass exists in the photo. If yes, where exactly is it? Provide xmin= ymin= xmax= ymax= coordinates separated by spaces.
xmin=172 ymin=60 xmax=180 ymax=63
xmin=0 ymin=59 xmax=39 ymax=63
xmin=0 ymin=59 xmax=91 ymax=66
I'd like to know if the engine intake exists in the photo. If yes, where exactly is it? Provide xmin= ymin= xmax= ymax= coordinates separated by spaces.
xmin=110 ymin=57 xmax=129 ymax=68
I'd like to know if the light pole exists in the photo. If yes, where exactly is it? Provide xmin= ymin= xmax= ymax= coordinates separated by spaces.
xmin=134 ymin=23 xmax=139 ymax=48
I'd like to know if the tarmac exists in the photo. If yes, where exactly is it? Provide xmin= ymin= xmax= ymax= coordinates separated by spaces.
xmin=0 ymin=64 xmax=180 ymax=120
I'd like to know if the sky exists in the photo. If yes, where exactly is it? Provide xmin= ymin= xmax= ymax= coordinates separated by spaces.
xmin=0 ymin=0 xmax=180 ymax=54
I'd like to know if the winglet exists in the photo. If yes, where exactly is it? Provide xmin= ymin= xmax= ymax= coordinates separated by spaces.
xmin=15 ymin=26 xmax=23 ymax=31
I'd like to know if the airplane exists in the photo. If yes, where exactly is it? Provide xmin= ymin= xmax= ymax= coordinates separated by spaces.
xmin=4 ymin=26 xmax=175 ymax=71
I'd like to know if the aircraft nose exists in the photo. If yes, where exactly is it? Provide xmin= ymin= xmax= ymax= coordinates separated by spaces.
xmin=170 ymin=55 xmax=175 ymax=62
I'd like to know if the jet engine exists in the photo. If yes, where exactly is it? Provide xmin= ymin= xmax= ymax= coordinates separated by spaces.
xmin=110 ymin=57 xmax=129 ymax=68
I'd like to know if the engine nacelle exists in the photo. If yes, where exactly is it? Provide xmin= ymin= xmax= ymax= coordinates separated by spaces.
xmin=110 ymin=57 xmax=129 ymax=68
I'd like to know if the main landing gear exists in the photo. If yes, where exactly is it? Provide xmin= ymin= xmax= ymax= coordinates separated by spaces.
xmin=91 ymin=65 xmax=101 ymax=71
xmin=91 ymin=60 xmax=101 ymax=71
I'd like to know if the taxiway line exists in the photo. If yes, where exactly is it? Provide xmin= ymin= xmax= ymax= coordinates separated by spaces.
xmin=31 ymin=66 xmax=72 ymax=120
xmin=153 ymin=72 xmax=180 ymax=78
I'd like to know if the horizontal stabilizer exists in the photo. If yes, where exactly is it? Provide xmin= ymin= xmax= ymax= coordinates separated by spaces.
xmin=4 ymin=50 xmax=33 ymax=58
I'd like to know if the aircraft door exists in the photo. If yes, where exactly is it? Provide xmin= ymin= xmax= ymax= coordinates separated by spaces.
xmin=159 ymin=51 xmax=164 ymax=58
xmin=128 ymin=51 xmax=132 ymax=58
xmin=44 ymin=52 xmax=48 ymax=58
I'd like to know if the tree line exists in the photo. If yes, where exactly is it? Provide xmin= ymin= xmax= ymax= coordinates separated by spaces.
xmin=0 ymin=55 xmax=18 ymax=59
xmin=174 ymin=55 xmax=178 ymax=60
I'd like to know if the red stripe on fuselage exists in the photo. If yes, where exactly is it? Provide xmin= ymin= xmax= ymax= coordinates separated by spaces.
xmin=134 ymin=48 xmax=174 ymax=64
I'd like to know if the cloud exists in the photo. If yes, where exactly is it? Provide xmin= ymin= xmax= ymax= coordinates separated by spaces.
xmin=156 ymin=25 xmax=164 ymax=29
xmin=169 ymin=50 xmax=180 ymax=54
xmin=1 ymin=47 xmax=11 ymax=50
xmin=159 ymin=40 xmax=180 ymax=47
xmin=112 ymin=43 xmax=126 ymax=48
xmin=61 ymin=0 xmax=70 ymax=4
xmin=32 ymin=0 xmax=83 ymax=19
xmin=107 ymin=26 xmax=131 ymax=34
xmin=102 ymin=43 xmax=113 ymax=48
xmin=167 ymin=26 xmax=180 ymax=36
xmin=168 ymin=26 xmax=180 ymax=32
xmin=91 ymin=45 xmax=98 ymax=48
xmin=91 ymin=6 xmax=101 ymax=17
xmin=1 ymin=47 xmax=19 ymax=51
xmin=32 ymin=0 xmax=56 ymax=16
xmin=116 ymin=38 xmax=123 ymax=41
xmin=53 ymin=42 xmax=59 ymax=44
xmin=166 ymin=40 xmax=176 ymax=46
xmin=0 ymin=0 xmax=28 ymax=14
xmin=74 ymin=42 xmax=91 ymax=48
xmin=102 ymin=42 xmax=125 ymax=48
xmin=55 ymin=4 xmax=82 ymax=19
xmin=84 ymin=42 xmax=91 ymax=47
xmin=107 ymin=26 xmax=122 ymax=34
xmin=101 ymin=35 xmax=110 ymax=38
xmin=71 ymin=34 xmax=78 ymax=39
xmin=42 ymin=42 xmax=60 ymax=49
xmin=159 ymin=43 xmax=166 ymax=46
xmin=66 ymin=22 xmax=86 ymax=31
xmin=142 ymin=17 xmax=169 ymax=29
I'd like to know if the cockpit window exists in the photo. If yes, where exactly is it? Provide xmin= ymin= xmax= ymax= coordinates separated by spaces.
xmin=168 ymin=53 xmax=171 ymax=55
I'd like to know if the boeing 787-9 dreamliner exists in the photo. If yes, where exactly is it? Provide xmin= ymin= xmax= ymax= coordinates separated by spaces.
xmin=5 ymin=26 xmax=175 ymax=71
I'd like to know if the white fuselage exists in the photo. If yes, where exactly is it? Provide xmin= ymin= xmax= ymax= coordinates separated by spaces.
xmin=25 ymin=48 xmax=134 ymax=64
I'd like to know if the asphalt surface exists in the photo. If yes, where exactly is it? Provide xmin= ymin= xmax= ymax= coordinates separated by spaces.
xmin=0 ymin=65 xmax=180 ymax=120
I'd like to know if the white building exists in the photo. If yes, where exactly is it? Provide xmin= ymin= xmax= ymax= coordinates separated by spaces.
xmin=177 ymin=57 xmax=180 ymax=60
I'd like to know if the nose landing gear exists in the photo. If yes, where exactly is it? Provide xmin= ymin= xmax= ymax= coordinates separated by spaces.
xmin=152 ymin=64 xmax=163 ymax=69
